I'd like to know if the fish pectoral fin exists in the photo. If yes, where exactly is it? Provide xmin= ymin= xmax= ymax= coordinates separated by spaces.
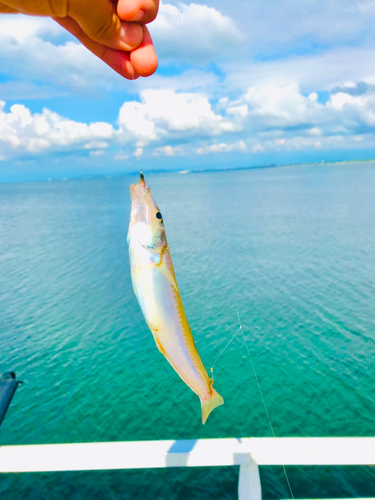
xmin=154 ymin=336 xmax=167 ymax=357
xmin=157 ymin=260 xmax=179 ymax=292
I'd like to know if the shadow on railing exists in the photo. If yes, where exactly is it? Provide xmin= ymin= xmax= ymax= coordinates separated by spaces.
xmin=166 ymin=439 xmax=198 ymax=467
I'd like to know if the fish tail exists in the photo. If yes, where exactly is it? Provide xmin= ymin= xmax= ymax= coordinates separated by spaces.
xmin=200 ymin=389 xmax=224 ymax=425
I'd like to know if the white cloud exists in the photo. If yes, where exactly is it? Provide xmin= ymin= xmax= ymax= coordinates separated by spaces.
xmin=197 ymin=140 xmax=247 ymax=154
xmin=327 ymin=91 xmax=375 ymax=127
xmin=227 ymin=105 xmax=248 ymax=117
xmin=113 ymin=151 xmax=129 ymax=160
xmin=118 ymin=88 xmax=234 ymax=142
xmin=308 ymin=127 xmax=323 ymax=136
xmin=1 ymin=1 xmax=375 ymax=111
xmin=153 ymin=145 xmax=184 ymax=156
xmin=259 ymin=135 xmax=344 ymax=152
xmin=136 ymin=69 xmax=219 ymax=94
xmin=0 ymin=15 xmax=123 ymax=96
xmin=0 ymin=15 xmax=63 ymax=43
xmin=89 ymin=150 xmax=105 ymax=157
xmin=230 ymin=82 xmax=375 ymax=136
xmin=275 ymin=138 xmax=286 ymax=146
xmin=252 ymin=143 xmax=264 ymax=153
xmin=3 ymin=79 xmax=375 ymax=163
xmin=0 ymin=3 xmax=243 ymax=98
xmin=2 ymin=1 xmax=375 ymax=172
xmin=243 ymin=84 xmax=326 ymax=130
xmin=224 ymin=45 xmax=375 ymax=98
xmin=151 ymin=2 xmax=244 ymax=63
xmin=0 ymin=101 xmax=115 ymax=159
xmin=195 ymin=80 xmax=375 ymax=155
xmin=353 ymin=135 xmax=364 ymax=142
xmin=219 ymin=0 xmax=375 ymax=58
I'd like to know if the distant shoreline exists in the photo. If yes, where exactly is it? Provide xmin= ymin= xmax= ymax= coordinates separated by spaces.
xmin=1 ymin=158 xmax=375 ymax=184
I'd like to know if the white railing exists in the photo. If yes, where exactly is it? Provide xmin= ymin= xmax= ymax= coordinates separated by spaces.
xmin=1 ymin=437 xmax=374 ymax=499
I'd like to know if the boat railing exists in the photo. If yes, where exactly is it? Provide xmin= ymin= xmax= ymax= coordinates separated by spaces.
xmin=1 ymin=437 xmax=374 ymax=499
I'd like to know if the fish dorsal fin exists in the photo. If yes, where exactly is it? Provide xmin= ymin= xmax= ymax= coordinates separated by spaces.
xmin=157 ymin=259 xmax=179 ymax=291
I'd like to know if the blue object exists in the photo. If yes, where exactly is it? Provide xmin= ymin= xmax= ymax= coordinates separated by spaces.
xmin=0 ymin=372 xmax=21 ymax=428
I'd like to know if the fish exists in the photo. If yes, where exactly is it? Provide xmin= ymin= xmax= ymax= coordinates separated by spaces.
xmin=127 ymin=171 xmax=224 ymax=424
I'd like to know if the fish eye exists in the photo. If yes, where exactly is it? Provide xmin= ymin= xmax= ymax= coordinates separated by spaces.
xmin=156 ymin=212 xmax=163 ymax=220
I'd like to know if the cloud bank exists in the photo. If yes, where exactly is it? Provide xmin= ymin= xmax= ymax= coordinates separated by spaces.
xmin=1 ymin=0 xmax=375 ymax=176
xmin=2 ymin=82 xmax=375 ymax=162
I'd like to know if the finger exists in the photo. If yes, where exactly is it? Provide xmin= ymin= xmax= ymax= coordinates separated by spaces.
xmin=0 ymin=3 xmax=18 ymax=13
xmin=130 ymin=25 xmax=158 ymax=77
xmin=67 ymin=0 xmax=143 ymax=52
xmin=117 ymin=0 xmax=159 ymax=24
xmin=0 ymin=0 xmax=67 ymax=16
xmin=54 ymin=16 xmax=139 ymax=80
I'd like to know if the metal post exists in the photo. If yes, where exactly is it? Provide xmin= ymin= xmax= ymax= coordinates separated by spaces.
xmin=238 ymin=454 xmax=261 ymax=500
xmin=0 ymin=372 xmax=21 ymax=428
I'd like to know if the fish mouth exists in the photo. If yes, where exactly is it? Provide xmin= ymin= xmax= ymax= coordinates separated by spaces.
xmin=130 ymin=170 xmax=151 ymax=203
xmin=129 ymin=171 xmax=159 ymax=226
xmin=130 ymin=182 xmax=147 ymax=203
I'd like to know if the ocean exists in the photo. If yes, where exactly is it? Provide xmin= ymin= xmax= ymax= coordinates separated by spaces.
xmin=1 ymin=162 xmax=374 ymax=498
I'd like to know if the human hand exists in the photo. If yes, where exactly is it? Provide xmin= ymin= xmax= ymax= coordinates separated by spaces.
xmin=0 ymin=0 xmax=159 ymax=79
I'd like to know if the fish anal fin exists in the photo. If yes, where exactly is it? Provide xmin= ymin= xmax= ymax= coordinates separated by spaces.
xmin=157 ymin=259 xmax=178 ymax=292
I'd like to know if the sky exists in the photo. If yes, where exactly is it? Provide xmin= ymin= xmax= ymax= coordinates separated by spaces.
xmin=1 ymin=0 xmax=375 ymax=181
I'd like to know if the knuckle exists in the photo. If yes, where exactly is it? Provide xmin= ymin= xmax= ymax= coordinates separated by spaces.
xmin=49 ymin=0 xmax=69 ymax=17
xmin=92 ymin=13 xmax=120 ymax=40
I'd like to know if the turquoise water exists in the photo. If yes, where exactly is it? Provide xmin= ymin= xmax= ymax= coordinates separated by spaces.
xmin=1 ymin=163 xmax=375 ymax=498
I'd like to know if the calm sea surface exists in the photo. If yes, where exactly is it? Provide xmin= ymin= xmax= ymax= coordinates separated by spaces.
xmin=1 ymin=163 xmax=375 ymax=498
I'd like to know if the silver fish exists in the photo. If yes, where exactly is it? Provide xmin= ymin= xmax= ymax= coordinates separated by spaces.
xmin=127 ymin=172 xmax=223 ymax=424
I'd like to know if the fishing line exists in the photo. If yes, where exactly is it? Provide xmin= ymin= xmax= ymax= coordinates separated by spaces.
xmin=175 ymin=10 xmax=295 ymax=498
xmin=234 ymin=305 xmax=295 ymax=499
xmin=131 ymin=72 xmax=142 ymax=159
xmin=210 ymin=326 xmax=242 ymax=377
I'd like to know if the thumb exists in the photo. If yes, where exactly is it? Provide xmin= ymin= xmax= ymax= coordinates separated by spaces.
xmin=68 ymin=0 xmax=143 ymax=51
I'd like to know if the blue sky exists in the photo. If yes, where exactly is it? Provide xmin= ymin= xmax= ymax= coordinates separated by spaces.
xmin=1 ymin=0 xmax=375 ymax=181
